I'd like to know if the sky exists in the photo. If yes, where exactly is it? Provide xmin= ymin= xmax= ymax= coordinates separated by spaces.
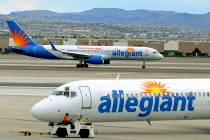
xmin=1 ymin=0 xmax=210 ymax=14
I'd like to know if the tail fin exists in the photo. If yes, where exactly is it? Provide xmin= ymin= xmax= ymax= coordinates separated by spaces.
xmin=7 ymin=20 xmax=38 ymax=47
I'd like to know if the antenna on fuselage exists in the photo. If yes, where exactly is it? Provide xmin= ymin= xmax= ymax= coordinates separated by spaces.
xmin=146 ymin=119 xmax=152 ymax=127
xmin=116 ymin=74 xmax=120 ymax=80
xmin=75 ymin=41 xmax=79 ymax=46
xmin=75 ymin=35 xmax=79 ymax=46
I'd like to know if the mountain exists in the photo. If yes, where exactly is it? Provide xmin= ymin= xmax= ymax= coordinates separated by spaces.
xmin=8 ymin=8 xmax=210 ymax=29
xmin=9 ymin=10 xmax=60 ymax=18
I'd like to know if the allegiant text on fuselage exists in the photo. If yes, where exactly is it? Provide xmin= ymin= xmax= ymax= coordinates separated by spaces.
xmin=98 ymin=90 xmax=196 ymax=117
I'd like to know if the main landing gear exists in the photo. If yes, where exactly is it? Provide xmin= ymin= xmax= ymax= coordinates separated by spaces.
xmin=142 ymin=61 xmax=146 ymax=69
xmin=76 ymin=60 xmax=88 ymax=68
xmin=76 ymin=64 xmax=88 ymax=68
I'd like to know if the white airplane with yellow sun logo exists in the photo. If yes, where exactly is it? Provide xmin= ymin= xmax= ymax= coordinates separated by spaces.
xmin=31 ymin=79 xmax=209 ymax=124
xmin=7 ymin=20 xmax=163 ymax=69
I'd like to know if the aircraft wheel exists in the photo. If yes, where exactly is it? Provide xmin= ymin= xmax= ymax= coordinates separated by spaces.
xmin=76 ymin=64 xmax=81 ymax=68
xmin=84 ymin=64 xmax=88 ymax=68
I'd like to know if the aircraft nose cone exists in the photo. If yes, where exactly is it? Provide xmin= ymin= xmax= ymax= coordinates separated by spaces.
xmin=31 ymin=97 xmax=62 ymax=122
xmin=31 ymin=98 xmax=50 ymax=121
xmin=159 ymin=54 xmax=164 ymax=59
xmin=31 ymin=102 xmax=43 ymax=120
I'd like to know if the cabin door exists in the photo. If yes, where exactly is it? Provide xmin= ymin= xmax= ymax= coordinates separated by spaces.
xmin=79 ymin=86 xmax=92 ymax=109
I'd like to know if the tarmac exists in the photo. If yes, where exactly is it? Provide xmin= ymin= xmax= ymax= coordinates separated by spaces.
xmin=1 ymin=54 xmax=210 ymax=140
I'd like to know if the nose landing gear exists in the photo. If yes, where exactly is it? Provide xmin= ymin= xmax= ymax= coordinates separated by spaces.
xmin=76 ymin=64 xmax=88 ymax=68
xmin=142 ymin=61 xmax=146 ymax=69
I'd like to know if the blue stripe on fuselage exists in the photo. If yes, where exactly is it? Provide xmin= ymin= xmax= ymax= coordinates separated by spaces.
xmin=12 ymin=45 xmax=59 ymax=59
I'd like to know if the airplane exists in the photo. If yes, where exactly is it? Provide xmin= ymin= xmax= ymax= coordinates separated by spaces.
xmin=32 ymin=79 xmax=210 ymax=123
xmin=7 ymin=21 xmax=164 ymax=69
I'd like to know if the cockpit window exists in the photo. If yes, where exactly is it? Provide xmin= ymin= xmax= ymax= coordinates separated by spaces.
xmin=52 ymin=87 xmax=77 ymax=98
xmin=64 ymin=87 xmax=70 ymax=97
xmin=153 ymin=51 xmax=157 ymax=54
xmin=52 ymin=91 xmax=63 ymax=96
xmin=64 ymin=91 xmax=69 ymax=97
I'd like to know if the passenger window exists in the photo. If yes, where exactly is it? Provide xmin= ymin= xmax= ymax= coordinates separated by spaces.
xmin=130 ymin=93 xmax=134 ymax=97
xmin=116 ymin=94 xmax=119 ymax=98
xmin=199 ymin=92 xmax=201 ymax=97
xmin=112 ymin=94 xmax=114 ymax=98
xmin=120 ymin=94 xmax=124 ymax=98
xmin=203 ymin=92 xmax=206 ymax=97
xmin=135 ymin=93 xmax=138 ymax=97
xmin=188 ymin=92 xmax=193 ymax=96
xmin=71 ymin=91 xmax=76 ymax=98
xmin=125 ymin=94 xmax=129 ymax=98
xmin=107 ymin=94 xmax=110 ymax=99
xmin=112 ymin=94 xmax=119 ymax=98
xmin=207 ymin=92 xmax=210 ymax=97
xmin=116 ymin=94 xmax=120 ymax=98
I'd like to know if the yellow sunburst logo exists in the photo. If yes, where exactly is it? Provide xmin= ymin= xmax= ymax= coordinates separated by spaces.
xmin=10 ymin=30 xmax=30 ymax=46
xmin=126 ymin=47 xmax=135 ymax=52
xmin=142 ymin=81 xmax=169 ymax=94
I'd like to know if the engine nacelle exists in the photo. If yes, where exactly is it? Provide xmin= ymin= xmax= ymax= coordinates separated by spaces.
xmin=85 ymin=55 xmax=110 ymax=64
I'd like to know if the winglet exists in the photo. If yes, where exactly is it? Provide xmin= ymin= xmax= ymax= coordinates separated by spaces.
xmin=50 ymin=41 xmax=58 ymax=51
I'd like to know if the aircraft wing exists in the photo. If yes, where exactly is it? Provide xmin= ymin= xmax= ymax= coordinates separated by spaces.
xmin=50 ymin=41 xmax=91 ymax=59
xmin=57 ymin=50 xmax=90 ymax=59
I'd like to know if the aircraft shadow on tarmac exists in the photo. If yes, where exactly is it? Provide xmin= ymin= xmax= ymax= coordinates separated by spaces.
xmin=95 ymin=125 xmax=210 ymax=135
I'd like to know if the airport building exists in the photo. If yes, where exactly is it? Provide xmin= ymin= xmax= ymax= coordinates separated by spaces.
xmin=0 ymin=34 xmax=9 ymax=53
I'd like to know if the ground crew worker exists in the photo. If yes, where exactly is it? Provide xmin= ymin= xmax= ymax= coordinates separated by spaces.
xmin=63 ymin=113 xmax=70 ymax=124
xmin=79 ymin=115 xmax=86 ymax=122
xmin=62 ymin=113 xmax=75 ymax=129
